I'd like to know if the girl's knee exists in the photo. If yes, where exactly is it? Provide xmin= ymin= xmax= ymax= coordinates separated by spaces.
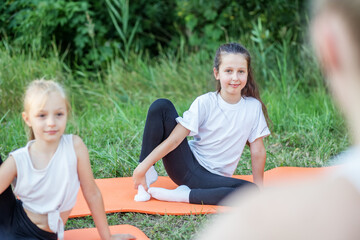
xmin=148 ymin=98 xmax=175 ymax=114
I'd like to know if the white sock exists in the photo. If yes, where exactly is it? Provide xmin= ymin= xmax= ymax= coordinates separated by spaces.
xmin=145 ymin=165 xmax=158 ymax=188
xmin=134 ymin=185 xmax=151 ymax=202
xmin=148 ymin=185 xmax=190 ymax=203
xmin=134 ymin=166 xmax=158 ymax=202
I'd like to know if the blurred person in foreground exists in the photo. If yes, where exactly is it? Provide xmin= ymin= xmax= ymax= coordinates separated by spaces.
xmin=195 ymin=0 xmax=360 ymax=239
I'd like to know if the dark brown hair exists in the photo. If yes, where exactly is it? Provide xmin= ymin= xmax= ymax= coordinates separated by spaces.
xmin=213 ymin=42 xmax=271 ymax=126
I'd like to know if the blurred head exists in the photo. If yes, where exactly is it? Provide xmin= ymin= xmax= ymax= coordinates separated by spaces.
xmin=22 ymin=79 xmax=70 ymax=141
xmin=311 ymin=0 xmax=360 ymax=143
xmin=312 ymin=0 xmax=360 ymax=60
xmin=312 ymin=0 xmax=360 ymax=99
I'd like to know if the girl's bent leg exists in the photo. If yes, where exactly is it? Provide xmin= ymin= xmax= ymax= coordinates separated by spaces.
xmin=139 ymin=98 xmax=180 ymax=162
xmin=187 ymin=165 xmax=256 ymax=205
xmin=138 ymin=99 xmax=197 ymax=185
xmin=190 ymin=186 xmax=252 ymax=205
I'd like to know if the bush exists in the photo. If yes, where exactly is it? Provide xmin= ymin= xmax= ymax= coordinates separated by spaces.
xmin=0 ymin=0 xmax=308 ymax=69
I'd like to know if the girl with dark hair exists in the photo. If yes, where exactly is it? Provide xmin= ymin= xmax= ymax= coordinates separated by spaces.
xmin=133 ymin=43 xmax=270 ymax=205
xmin=196 ymin=0 xmax=360 ymax=239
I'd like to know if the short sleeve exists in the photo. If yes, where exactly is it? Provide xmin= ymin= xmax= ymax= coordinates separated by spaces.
xmin=176 ymin=97 xmax=205 ymax=136
xmin=248 ymin=103 xmax=270 ymax=143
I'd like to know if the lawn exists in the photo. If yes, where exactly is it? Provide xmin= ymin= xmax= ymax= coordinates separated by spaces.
xmin=0 ymin=39 xmax=349 ymax=239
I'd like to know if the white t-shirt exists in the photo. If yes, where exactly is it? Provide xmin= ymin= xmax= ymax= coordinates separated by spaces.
xmin=176 ymin=92 xmax=270 ymax=177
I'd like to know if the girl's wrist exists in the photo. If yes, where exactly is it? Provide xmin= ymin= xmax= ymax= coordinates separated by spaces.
xmin=135 ymin=162 xmax=148 ymax=177
xmin=139 ymin=160 xmax=152 ymax=174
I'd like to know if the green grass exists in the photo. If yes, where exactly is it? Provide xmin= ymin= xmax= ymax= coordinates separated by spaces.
xmin=66 ymin=213 xmax=209 ymax=240
xmin=0 ymin=39 xmax=350 ymax=239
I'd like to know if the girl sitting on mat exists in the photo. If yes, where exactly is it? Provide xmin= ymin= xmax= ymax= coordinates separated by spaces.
xmin=0 ymin=80 xmax=134 ymax=240
xmin=196 ymin=0 xmax=360 ymax=239
xmin=133 ymin=42 xmax=271 ymax=205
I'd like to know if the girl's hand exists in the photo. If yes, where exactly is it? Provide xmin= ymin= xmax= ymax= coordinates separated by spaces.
xmin=133 ymin=163 xmax=148 ymax=190
xmin=111 ymin=233 xmax=136 ymax=240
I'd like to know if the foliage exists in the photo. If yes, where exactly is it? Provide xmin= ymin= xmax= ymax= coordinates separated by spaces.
xmin=0 ymin=0 xmax=308 ymax=69
xmin=0 ymin=0 xmax=178 ymax=69
xmin=174 ymin=0 xmax=307 ymax=52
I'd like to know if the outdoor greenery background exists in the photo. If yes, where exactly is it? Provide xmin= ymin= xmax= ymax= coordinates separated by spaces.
xmin=0 ymin=0 xmax=350 ymax=239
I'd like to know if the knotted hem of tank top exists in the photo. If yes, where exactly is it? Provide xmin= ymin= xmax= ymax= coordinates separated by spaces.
xmin=48 ymin=210 xmax=64 ymax=240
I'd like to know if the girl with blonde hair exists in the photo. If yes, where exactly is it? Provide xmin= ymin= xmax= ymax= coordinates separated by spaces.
xmin=0 ymin=79 xmax=134 ymax=240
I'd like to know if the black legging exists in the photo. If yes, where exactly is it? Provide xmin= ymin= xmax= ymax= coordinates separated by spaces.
xmin=139 ymin=99 xmax=255 ymax=205
xmin=0 ymin=155 xmax=57 ymax=240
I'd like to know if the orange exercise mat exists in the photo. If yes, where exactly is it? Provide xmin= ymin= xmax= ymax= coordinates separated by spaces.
xmin=64 ymin=224 xmax=149 ymax=240
xmin=69 ymin=166 xmax=338 ymax=218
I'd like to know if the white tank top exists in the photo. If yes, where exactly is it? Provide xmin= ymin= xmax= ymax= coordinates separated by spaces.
xmin=10 ymin=134 xmax=80 ymax=240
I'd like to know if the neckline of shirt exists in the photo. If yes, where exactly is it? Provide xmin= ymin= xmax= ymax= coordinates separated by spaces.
xmin=215 ymin=92 xmax=244 ymax=110
xmin=25 ymin=135 xmax=64 ymax=172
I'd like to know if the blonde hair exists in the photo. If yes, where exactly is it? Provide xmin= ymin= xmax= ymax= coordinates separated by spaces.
xmin=313 ymin=0 xmax=360 ymax=62
xmin=23 ymin=79 xmax=70 ymax=140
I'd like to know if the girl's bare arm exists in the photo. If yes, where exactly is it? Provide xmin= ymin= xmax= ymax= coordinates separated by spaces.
xmin=249 ymin=137 xmax=266 ymax=187
xmin=74 ymin=135 xmax=135 ymax=240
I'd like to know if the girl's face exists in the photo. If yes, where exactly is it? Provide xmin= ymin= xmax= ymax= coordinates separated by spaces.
xmin=214 ymin=53 xmax=248 ymax=103
xmin=23 ymin=91 xmax=68 ymax=144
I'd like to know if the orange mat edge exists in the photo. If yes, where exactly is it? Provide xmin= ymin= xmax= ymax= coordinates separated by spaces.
xmin=69 ymin=166 xmax=339 ymax=218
